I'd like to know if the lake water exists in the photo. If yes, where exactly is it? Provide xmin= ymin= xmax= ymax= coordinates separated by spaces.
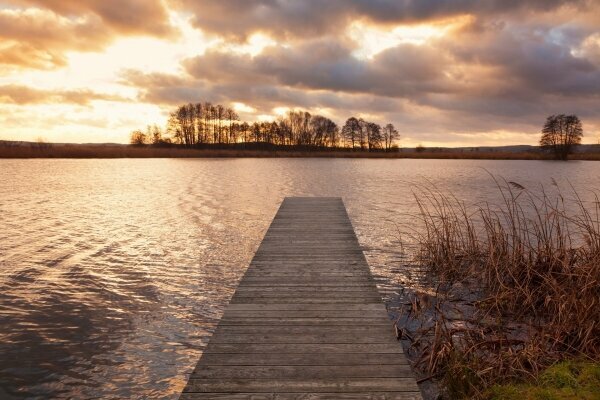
xmin=1 ymin=158 xmax=598 ymax=399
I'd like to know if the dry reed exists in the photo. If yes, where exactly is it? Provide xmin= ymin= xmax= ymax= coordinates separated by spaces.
xmin=400 ymin=176 xmax=600 ymax=398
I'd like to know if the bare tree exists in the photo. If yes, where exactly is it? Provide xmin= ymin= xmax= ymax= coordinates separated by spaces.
xmin=540 ymin=114 xmax=583 ymax=160
xmin=146 ymin=124 xmax=162 ymax=145
xmin=342 ymin=117 xmax=360 ymax=149
xmin=358 ymin=118 xmax=368 ymax=150
xmin=251 ymin=122 xmax=261 ymax=143
xmin=278 ymin=118 xmax=292 ymax=145
xmin=195 ymin=103 xmax=205 ymax=144
xmin=240 ymin=122 xmax=250 ymax=143
xmin=225 ymin=107 xmax=239 ymax=144
xmin=367 ymin=122 xmax=382 ymax=150
xmin=383 ymin=123 xmax=399 ymax=151
xmin=130 ymin=130 xmax=147 ymax=145
xmin=203 ymin=102 xmax=212 ymax=143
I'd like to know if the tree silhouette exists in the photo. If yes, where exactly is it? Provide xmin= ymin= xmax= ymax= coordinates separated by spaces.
xmin=130 ymin=130 xmax=147 ymax=145
xmin=133 ymin=100 xmax=400 ymax=151
xmin=342 ymin=117 xmax=360 ymax=149
xmin=147 ymin=124 xmax=163 ymax=145
xmin=383 ymin=123 xmax=399 ymax=151
xmin=540 ymin=114 xmax=583 ymax=160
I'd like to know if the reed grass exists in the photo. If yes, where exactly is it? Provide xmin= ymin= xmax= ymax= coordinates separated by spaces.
xmin=401 ymin=177 xmax=600 ymax=398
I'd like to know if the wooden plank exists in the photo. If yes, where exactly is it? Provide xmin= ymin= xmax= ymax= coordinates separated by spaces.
xmin=204 ymin=343 xmax=403 ymax=354
xmin=194 ymin=353 xmax=409 ymax=366
xmin=180 ymin=393 xmax=422 ymax=400
xmin=213 ymin=326 xmax=393 ymax=335
xmin=190 ymin=365 xmax=415 ymax=379
xmin=221 ymin=310 xmax=388 ymax=318
xmin=209 ymin=333 xmax=399 ymax=344
xmin=226 ymin=304 xmax=386 ymax=311
xmin=184 ymin=378 xmax=420 ymax=393
xmin=231 ymin=287 xmax=379 ymax=293
xmin=228 ymin=299 xmax=385 ymax=305
xmin=181 ymin=198 xmax=422 ymax=399
xmin=217 ymin=318 xmax=392 ymax=325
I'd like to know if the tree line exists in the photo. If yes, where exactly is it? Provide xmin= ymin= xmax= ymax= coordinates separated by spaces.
xmin=131 ymin=102 xmax=585 ymax=159
xmin=131 ymin=101 xmax=400 ymax=151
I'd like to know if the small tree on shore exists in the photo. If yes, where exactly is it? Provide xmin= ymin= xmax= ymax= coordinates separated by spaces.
xmin=383 ymin=123 xmax=399 ymax=151
xmin=130 ymin=130 xmax=147 ymax=145
xmin=540 ymin=114 xmax=583 ymax=160
xmin=146 ymin=124 xmax=163 ymax=145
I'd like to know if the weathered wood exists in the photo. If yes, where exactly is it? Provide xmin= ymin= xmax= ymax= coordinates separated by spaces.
xmin=217 ymin=317 xmax=392 ymax=325
xmin=184 ymin=378 xmax=420 ymax=392
xmin=208 ymin=333 xmax=400 ymax=344
xmin=191 ymin=365 xmax=415 ymax=379
xmin=204 ymin=343 xmax=404 ymax=354
xmin=181 ymin=197 xmax=422 ymax=399
xmin=195 ymin=353 xmax=409 ymax=366
xmin=180 ymin=393 xmax=422 ymax=400
xmin=225 ymin=304 xmax=387 ymax=311
xmin=221 ymin=310 xmax=388 ymax=318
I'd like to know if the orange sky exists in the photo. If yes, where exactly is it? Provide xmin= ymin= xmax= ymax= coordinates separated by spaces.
xmin=1 ymin=0 xmax=599 ymax=146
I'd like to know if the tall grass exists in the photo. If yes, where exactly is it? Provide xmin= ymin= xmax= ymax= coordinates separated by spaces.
xmin=402 ymin=177 xmax=600 ymax=398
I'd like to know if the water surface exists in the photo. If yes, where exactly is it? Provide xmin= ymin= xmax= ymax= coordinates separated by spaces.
xmin=1 ymin=158 xmax=598 ymax=399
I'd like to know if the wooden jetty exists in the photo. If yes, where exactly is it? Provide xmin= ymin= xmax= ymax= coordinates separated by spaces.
xmin=181 ymin=197 xmax=422 ymax=399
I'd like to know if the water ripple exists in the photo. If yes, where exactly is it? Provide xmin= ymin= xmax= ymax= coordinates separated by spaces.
xmin=0 ymin=158 xmax=598 ymax=398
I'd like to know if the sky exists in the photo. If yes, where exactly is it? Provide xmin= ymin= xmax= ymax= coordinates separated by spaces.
xmin=0 ymin=0 xmax=599 ymax=147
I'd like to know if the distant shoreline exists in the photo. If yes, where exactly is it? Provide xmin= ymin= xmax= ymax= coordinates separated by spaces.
xmin=2 ymin=142 xmax=600 ymax=160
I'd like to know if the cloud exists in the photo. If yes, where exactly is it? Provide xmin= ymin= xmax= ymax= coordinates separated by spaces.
xmin=124 ymin=8 xmax=600 ymax=141
xmin=0 ymin=8 xmax=110 ymax=69
xmin=183 ymin=38 xmax=455 ymax=98
xmin=0 ymin=1 xmax=175 ymax=70
xmin=9 ymin=0 xmax=173 ymax=35
xmin=176 ymin=0 xmax=590 ymax=41
xmin=0 ymin=84 xmax=129 ymax=105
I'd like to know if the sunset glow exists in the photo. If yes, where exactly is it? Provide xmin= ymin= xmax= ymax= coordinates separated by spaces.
xmin=1 ymin=1 xmax=599 ymax=146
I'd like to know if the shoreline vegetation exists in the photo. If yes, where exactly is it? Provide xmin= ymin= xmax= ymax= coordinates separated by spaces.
xmin=400 ymin=177 xmax=599 ymax=399
xmin=3 ymin=141 xmax=600 ymax=160
xmin=3 ymin=103 xmax=594 ymax=161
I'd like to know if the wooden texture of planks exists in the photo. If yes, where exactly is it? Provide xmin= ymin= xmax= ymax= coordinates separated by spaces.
xmin=181 ymin=197 xmax=422 ymax=400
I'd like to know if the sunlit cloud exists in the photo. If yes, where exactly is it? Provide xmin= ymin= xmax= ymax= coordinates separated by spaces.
xmin=348 ymin=16 xmax=473 ymax=59
xmin=273 ymin=107 xmax=290 ymax=116
xmin=221 ymin=33 xmax=278 ymax=56
xmin=232 ymin=102 xmax=256 ymax=114
xmin=256 ymin=114 xmax=275 ymax=122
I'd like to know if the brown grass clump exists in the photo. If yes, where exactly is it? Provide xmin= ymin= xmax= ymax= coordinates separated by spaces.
xmin=400 ymin=177 xmax=600 ymax=398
